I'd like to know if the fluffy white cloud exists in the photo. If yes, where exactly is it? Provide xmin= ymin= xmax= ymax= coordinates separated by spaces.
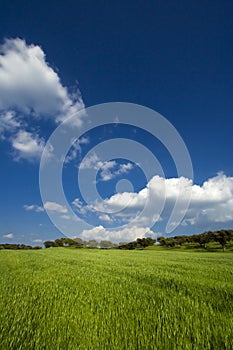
xmin=32 ymin=239 xmax=43 ymax=243
xmin=76 ymin=173 xmax=233 ymax=233
xmin=80 ymin=225 xmax=155 ymax=242
xmin=3 ymin=233 xmax=14 ymax=239
xmin=0 ymin=38 xmax=84 ymax=122
xmin=44 ymin=201 xmax=68 ymax=214
xmin=181 ymin=173 xmax=233 ymax=226
xmin=0 ymin=38 xmax=86 ymax=161
xmin=79 ymin=153 xmax=134 ymax=181
xmin=12 ymin=130 xmax=45 ymax=160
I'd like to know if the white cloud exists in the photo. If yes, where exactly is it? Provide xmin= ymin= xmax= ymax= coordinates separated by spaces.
xmin=23 ymin=204 xmax=44 ymax=212
xmin=72 ymin=198 xmax=87 ymax=214
xmin=64 ymin=142 xmax=81 ymax=164
xmin=181 ymin=172 xmax=233 ymax=226
xmin=0 ymin=38 xmax=84 ymax=123
xmin=60 ymin=214 xmax=71 ymax=220
xmin=24 ymin=201 xmax=69 ymax=216
xmin=0 ymin=38 xmax=86 ymax=162
xmin=12 ymin=130 xmax=45 ymax=160
xmin=76 ymin=173 xmax=233 ymax=232
xmin=98 ymin=160 xmax=118 ymax=181
xmin=64 ymin=136 xmax=90 ymax=164
xmin=96 ymin=188 xmax=147 ymax=211
xmin=79 ymin=136 xmax=89 ymax=145
xmin=0 ymin=111 xmax=21 ymax=139
xmin=79 ymin=153 xmax=134 ymax=181
xmin=32 ymin=239 xmax=43 ymax=243
xmin=44 ymin=201 xmax=68 ymax=214
xmin=3 ymin=233 xmax=14 ymax=239
xmin=80 ymin=225 xmax=155 ymax=242
xmin=79 ymin=153 xmax=102 ymax=169
xmin=99 ymin=214 xmax=113 ymax=222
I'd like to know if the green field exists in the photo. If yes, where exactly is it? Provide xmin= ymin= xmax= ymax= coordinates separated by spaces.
xmin=0 ymin=249 xmax=232 ymax=349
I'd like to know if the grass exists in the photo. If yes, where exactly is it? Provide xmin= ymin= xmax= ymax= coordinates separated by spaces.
xmin=0 ymin=248 xmax=232 ymax=349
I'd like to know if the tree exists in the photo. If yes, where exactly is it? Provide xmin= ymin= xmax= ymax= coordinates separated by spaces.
xmin=74 ymin=237 xmax=85 ymax=247
xmin=54 ymin=238 xmax=64 ymax=247
xmin=157 ymin=236 xmax=167 ymax=246
xmin=136 ymin=237 xmax=155 ymax=248
xmin=192 ymin=232 xmax=213 ymax=249
xmin=100 ymin=240 xmax=113 ymax=249
xmin=118 ymin=237 xmax=155 ymax=250
xmin=211 ymin=230 xmax=233 ymax=252
xmin=166 ymin=238 xmax=176 ymax=247
xmin=54 ymin=237 xmax=82 ymax=247
xmin=119 ymin=241 xmax=137 ymax=250
xmin=118 ymin=242 xmax=128 ymax=247
xmin=173 ymin=235 xmax=188 ymax=246
xmin=87 ymin=240 xmax=99 ymax=248
xmin=44 ymin=240 xmax=57 ymax=248
xmin=64 ymin=238 xmax=81 ymax=247
xmin=145 ymin=237 xmax=156 ymax=246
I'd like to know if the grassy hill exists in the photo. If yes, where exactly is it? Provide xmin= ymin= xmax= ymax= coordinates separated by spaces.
xmin=0 ymin=248 xmax=232 ymax=349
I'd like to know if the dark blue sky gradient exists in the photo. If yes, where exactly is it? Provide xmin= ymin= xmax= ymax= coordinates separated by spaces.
xmin=2 ymin=0 xmax=232 ymax=180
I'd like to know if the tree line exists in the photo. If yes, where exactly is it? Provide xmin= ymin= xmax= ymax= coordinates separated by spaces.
xmin=118 ymin=237 xmax=156 ymax=250
xmin=1 ymin=229 xmax=232 ymax=251
xmin=43 ymin=237 xmax=156 ymax=249
xmin=157 ymin=229 xmax=233 ymax=251
xmin=43 ymin=237 xmax=119 ymax=249
xmin=0 ymin=243 xmax=42 ymax=250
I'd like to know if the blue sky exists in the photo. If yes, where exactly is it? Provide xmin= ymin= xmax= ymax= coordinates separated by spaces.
xmin=0 ymin=0 xmax=232 ymax=244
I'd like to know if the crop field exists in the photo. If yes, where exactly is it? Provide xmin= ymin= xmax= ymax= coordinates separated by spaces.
xmin=0 ymin=248 xmax=232 ymax=350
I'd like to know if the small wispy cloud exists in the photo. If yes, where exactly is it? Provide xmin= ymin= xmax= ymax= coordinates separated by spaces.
xmin=24 ymin=204 xmax=44 ymax=212
xmin=0 ymin=111 xmax=21 ymax=140
xmin=24 ymin=201 xmax=68 ymax=214
xmin=12 ymin=130 xmax=45 ymax=161
xmin=72 ymin=198 xmax=87 ymax=215
xmin=44 ymin=201 xmax=68 ymax=214
xmin=3 ymin=233 xmax=14 ymax=239
xmin=79 ymin=153 xmax=134 ymax=181
xmin=99 ymin=214 xmax=113 ymax=223
xmin=79 ymin=136 xmax=89 ymax=145
xmin=64 ymin=136 xmax=90 ymax=164
xmin=60 ymin=214 xmax=71 ymax=220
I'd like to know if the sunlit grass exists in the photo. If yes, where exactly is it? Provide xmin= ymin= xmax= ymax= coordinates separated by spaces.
xmin=0 ymin=249 xmax=232 ymax=349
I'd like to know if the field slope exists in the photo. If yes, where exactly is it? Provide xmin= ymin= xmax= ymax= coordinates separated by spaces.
xmin=0 ymin=249 xmax=232 ymax=349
